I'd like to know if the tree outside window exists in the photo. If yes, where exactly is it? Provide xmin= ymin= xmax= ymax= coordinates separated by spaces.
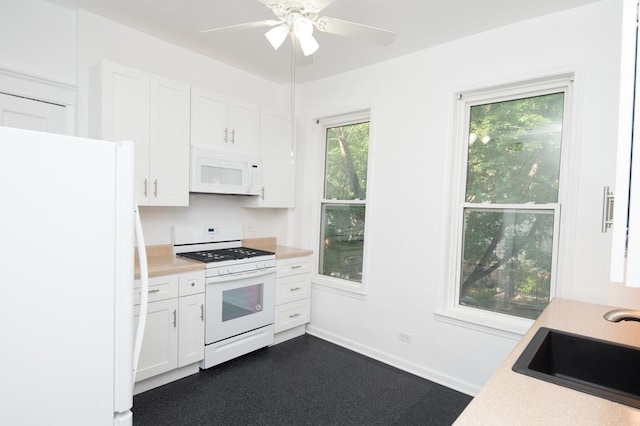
xmin=459 ymin=91 xmax=565 ymax=319
xmin=319 ymin=120 xmax=369 ymax=284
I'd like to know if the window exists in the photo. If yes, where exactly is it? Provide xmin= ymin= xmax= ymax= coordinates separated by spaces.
xmin=452 ymin=78 xmax=570 ymax=323
xmin=318 ymin=113 xmax=370 ymax=289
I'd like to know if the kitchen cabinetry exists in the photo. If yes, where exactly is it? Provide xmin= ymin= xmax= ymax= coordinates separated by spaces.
xmin=133 ymin=270 xmax=205 ymax=392
xmin=253 ymin=108 xmax=296 ymax=208
xmin=190 ymin=86 xmax=259 ymax=155
xmin=91 ymin=61 xmax=190 ymax=206
xmin=273 ymin=256 xmax=311 ymax=344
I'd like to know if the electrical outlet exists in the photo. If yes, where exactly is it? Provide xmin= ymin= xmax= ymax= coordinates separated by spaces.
xmin=398 ymin=332 xmax=412 ymax=344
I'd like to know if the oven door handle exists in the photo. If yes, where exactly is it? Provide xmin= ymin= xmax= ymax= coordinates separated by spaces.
xmin=206 ymin=268 xmax=275 ymax=284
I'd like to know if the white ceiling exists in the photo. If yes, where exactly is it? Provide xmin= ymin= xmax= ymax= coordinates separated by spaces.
xmin=45 ymin=0 xmax=601 ymax=84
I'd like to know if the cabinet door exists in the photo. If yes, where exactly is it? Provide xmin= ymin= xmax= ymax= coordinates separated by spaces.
xmin=178 ymin=293 xmax=205 ymax=367
xmin=95 ymin=61 xmax=150 ymax=204
xmin=229 ymin=99 xmax=260 ymax=155
xmin=255 ymin=108 xmax=295 ymax=207
xmin=149 ymin=76 xmax=190 ymax=206
xmin=190 ymin=86 xmax=228 ymax=150
xmin=134 ymin=298 xmax=179 ymax=382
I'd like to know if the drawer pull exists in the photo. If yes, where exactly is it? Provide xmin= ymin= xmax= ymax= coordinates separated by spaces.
xmin=148 ymin=288 xmax=161 ymax=294
xmin=290 ymin=287 xmax=301 ymax=292
xmin=191 ymin=282 xmax=195 ymax=287
xmin=289 ymin=313 xmax=301 ymax=319
xmin=291 ymin=265 xmax=302 ymax=270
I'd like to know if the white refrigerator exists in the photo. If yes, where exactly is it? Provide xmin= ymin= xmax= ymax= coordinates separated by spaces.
xmin=0 ymin=126 xmax=148 ymax=425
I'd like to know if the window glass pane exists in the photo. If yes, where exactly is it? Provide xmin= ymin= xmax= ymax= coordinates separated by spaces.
xmin=324 ymin=122 xmax=369 ymax=200
xmin=460 ymin=208 xmax=555 ymax=319
xmin=466 ymin=93 xmax=564 ymax=204
xmin=319 ymin=204 xmax=365 ymax=283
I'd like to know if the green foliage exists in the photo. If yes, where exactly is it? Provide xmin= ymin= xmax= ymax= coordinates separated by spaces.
xmin=320 ymin=121 xmax=370 ymax=283
xmin=460 ymin=92 xmax=564 ymax=318
xmin=466 ymin=93 xmax=564 ymax=204
xmin=324 ymin=122 xmax=369 ymax=200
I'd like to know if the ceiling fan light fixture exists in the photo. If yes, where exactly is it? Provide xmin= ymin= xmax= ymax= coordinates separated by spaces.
xmin=293 ymin=17 xmax=319 ymax=56
xmin=298 ymin=33 xmax=319 ymax=56
xmin=265 ymin=23 xmax=289 ymax=50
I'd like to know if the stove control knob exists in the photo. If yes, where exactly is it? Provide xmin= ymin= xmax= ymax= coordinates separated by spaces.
xmin=217 ymin=268 xmax=226 ymax=275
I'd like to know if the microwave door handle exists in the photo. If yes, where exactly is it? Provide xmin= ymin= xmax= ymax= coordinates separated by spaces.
xmin=206 ymin=268 xmax=274 ymax=284
xmin=246 ymin=161 xmax=252 ymax=194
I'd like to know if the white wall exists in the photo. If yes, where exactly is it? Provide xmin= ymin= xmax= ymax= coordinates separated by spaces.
xmin=0 ymin=0 xmax=76 ymax=85
xmin=295 ymin=0 xmax=636 ymax=394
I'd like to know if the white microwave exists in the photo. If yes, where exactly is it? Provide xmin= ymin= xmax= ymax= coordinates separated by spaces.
xmin=190 ymin=147 xmax=261 ymax=195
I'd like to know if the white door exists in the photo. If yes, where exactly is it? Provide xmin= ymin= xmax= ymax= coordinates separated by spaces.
xmin=133 ymin=298 xmax=179 ymax=382
xmin=178 ymin=293 xmax=205 ymax=367
xmin=0 ymin=92 xmax=66 ymax=134
xmin=149 ymin=76 xmax=190 ymax=206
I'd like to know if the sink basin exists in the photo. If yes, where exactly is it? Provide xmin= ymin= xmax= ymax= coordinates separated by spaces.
xmin=512 ymin=327 xmax=640 ymax=408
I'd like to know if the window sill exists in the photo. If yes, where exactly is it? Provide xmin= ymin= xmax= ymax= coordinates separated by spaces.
xmin=434 ymin=306 xmax=533 ymax=341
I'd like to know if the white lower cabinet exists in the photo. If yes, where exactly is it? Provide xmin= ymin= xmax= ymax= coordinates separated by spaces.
xmin=134 ymin=297 xmax=179 ymax=381
xmin=178 ymin=293 xmax=205 ymax=367
xmin=133 ymin=270 xmax=205 ymax=393
xmin=273 ymin=256 xmax=312 ymax=344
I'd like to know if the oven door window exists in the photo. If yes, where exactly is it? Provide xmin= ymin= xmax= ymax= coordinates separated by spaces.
xmin=222 ymin=283 xmax=264 ymax=322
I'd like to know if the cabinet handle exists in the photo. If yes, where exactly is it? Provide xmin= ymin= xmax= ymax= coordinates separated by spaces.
xmin=200 ymin=304 xmax=204 ymax=321
xmin=290 ymin=287 xmax=301 ymax=292
xmin=602 ymin=186 xmax=614 ymax=233
xmin=143 ymin=178 xmax=148 ymax=197
xmin=289 ymin=313 xmax=301 ymax=319
xmin=173 ymin=309 xmax=177 ymax=328
xmin=191 ymin=282 xmax=195 ymax=287
xmin=231 ymin=129 xmax=235 ymax=144
xmin=261 ymin=186 xmax=265 ymax=201
xmin=148 ymin=288 xmax=160 ymax=294
xmin=224 ymin=128 xmax=228 ymax=143
xmin=291 ymin=265 xmax=302 ymax=270
xmin=153 ymin=179 xmax=158 ymax=197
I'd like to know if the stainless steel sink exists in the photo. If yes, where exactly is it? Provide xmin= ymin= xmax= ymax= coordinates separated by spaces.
xmin=512 ymin=327 xmax=640 ymax=408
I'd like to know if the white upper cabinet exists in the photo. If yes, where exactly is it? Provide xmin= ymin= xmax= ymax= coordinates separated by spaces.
xmin=91 ymin=61 xmax=189 ymax=206
xmin=148 ymin=76 xmax=190 ymax=206
xmin=190 ymin=86 xmax=259 ymax=155
xmin=253 ymin=107 xmax=295 ymax=208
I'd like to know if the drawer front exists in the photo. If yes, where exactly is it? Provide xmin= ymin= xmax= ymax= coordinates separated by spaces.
xmin=276 ymin=257 xmax=312 ymax=278
xmin=274 ymin=299 xmax=310 ymax=333
xmin=275 ymin=274 xmax=311 ymax=305
xmin=134 ymin=274 xmax=179 ymax=305
xmin=179 ymin=270 xmax=205 ymax=296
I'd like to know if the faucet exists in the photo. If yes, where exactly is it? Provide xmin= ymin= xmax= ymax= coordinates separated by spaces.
xmin=603 ymin=309 xmax=640 ymax=323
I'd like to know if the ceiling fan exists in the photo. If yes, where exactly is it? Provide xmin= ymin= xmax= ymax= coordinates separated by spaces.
xmin=199 ymin=0 xmax=396 ymax=59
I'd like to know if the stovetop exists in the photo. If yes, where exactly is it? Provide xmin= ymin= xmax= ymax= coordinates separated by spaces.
xmin=177 ymin=247 xmax=275 ymax=263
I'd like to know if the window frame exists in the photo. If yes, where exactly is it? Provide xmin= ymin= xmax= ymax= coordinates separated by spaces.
xmin=437 ymin=75 xmax=575 ymax=338
xmin=313 ymin=110 xmax=372 ymax=296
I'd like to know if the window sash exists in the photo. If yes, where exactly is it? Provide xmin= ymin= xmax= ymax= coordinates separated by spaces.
xmin=447 ymin=76 xmax=572 ymax=328
xmin=315 ymin=111 xmax=371 ymax=293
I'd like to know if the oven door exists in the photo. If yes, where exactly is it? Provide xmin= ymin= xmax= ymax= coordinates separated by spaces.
xmin=205 ymin=268 xmax=275 ymax=344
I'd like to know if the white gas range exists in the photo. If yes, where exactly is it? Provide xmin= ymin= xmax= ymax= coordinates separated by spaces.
xmin=173 ymin=224 xmax=276 ymax=369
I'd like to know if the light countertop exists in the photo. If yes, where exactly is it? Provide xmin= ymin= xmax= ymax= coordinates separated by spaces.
xmin=454 ymin=298 xmax=640 ymax=425
xmin=135 ymin=240 xmax=313 ymax=279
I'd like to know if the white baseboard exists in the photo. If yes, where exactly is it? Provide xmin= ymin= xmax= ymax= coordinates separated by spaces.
xmin=305 ymin=325 xmax=480 ymax=397
xmin=133 ymin=363 xmax=200 ymax=395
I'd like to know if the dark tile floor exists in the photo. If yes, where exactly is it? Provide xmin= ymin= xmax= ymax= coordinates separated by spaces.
xmin=133 ymin=335 xmax=472 ymax=425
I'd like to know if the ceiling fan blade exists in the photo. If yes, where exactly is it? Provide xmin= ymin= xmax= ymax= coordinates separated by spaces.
xmin=315 ymin=17 xmax=396 ymax=45
xmin=199 ymin=20 xmax=281 ymax=34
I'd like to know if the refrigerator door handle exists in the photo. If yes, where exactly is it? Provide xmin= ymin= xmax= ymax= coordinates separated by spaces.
xmin=132 ymin=201 xmax=149 ymax=383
